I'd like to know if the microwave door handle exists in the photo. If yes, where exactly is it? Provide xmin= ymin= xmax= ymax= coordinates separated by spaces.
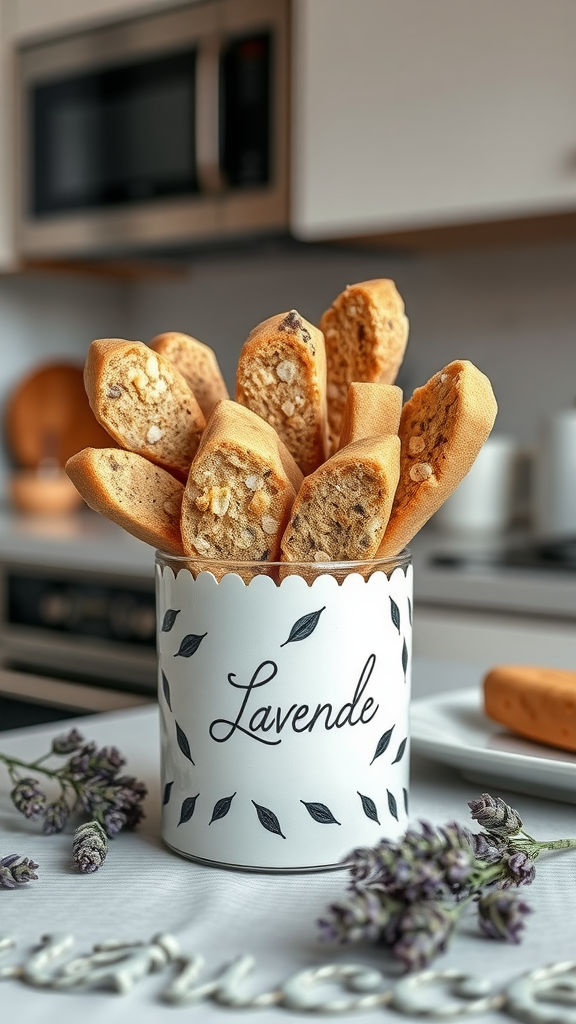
xmin=196 ymin=37 xmax=225 ymax=194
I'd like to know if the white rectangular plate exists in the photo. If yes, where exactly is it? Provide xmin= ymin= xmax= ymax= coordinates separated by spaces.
xmin=411 ymin=688 xmax=576 ymax=804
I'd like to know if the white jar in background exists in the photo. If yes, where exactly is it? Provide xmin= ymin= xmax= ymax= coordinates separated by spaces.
xmin=433 ymin=435 xmax=517 ymax=535
xmin=533 ymin=408 xmax=576 ymax=540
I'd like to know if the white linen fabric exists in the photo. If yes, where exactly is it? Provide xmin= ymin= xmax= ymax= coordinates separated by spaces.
xmin=0 ymin=662 xmax=575 ymax=1023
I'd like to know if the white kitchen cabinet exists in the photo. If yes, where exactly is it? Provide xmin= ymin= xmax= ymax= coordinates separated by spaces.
xmin=292 ymin=0 xmax=576 ymax=240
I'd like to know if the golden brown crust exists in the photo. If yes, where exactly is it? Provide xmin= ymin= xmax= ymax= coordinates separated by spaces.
xmin=338 ymin=382 xmax=403 ymax=449
xmin=235 ymin=310 xmax=328 ymax=475
xmin=66 ymin=447 xmax=185 ymax=555
xmin=280 ymin=434 xmax=400 ymax=564
xmin=320 ymin=280 xmax=409 ymax=454
xmin=377 ymin=360 xmax=497 ymax=557
xmin=180 ymin=400 xmax=302 ymax=563
xmin=84 ymin=338 xmax=206 ymax=480
xmin=484 ymin=665 xmax=576 ymax=753
xmin=150 ymin=331 xmax=229 ymax=418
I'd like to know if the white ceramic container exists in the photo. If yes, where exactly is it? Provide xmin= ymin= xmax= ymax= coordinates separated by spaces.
xmin=156 ymin=553 xmax=412 ymax=873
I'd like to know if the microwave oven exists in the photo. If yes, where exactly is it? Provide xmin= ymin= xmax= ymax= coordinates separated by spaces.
xmin=16 ymin=0 xmax=289 ymax=258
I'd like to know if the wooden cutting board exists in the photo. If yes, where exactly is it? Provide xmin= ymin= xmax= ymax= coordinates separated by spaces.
xmin=5 ymin=362 xmax=114 ymax=468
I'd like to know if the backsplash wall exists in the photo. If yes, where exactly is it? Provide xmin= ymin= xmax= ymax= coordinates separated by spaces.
xmin=0 ymin=238 xmax=575 ymax=499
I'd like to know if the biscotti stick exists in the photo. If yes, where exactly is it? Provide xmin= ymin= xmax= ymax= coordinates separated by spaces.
xmin=377 ymin=360 xmax=497 ymax=557
xmin=150 ymin=331 xmax=229 ymax=418
xmin=235 ymin=309 xmax=328 ymax=475
xmin=66 ymin=448 xmax=185 ymax=556
xmin=320 ymin=279 xmax=409 ymax=454
xmin=84 ymin=338 xmax=206 ymax=481
xmin=338 ymin=382 xmax=403 ymax=449
xmin=484 ymin=665 xmax=576 ymax=753
xmin=181 ymin=399 xmax=303 ymax=562
xmin=280 ymin=434 xmax=400 ymax=564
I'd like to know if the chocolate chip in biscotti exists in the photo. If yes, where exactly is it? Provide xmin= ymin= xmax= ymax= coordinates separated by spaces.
xmin=150 ymin=331 xmax=229 ymax=419
xmin=320 ymin=280 xmax=409 ymax=455
xmin=377 ymin=360 xmax=497 ymax=558
xmin=280 ymin=434 xmax=400 ymax=565
xmin=84 ymin=338 xmax=206 ymax=481
xmin=338 ymin=382 xmax=403 ymax=450
xmin=66 ymin=447 xmax=185 ymax=555
xmin=181 ymin=399 xmax=303 ymax=565
xmin=235 ymin=310 xmax=328 ymax=476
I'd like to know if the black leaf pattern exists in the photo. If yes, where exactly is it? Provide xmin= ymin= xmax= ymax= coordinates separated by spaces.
xmin=161 ymin=671 xmax=172 ymax=712
xmin=209 ymin=793 xmax=236 ymax=824
xmin=174 ymin=633 xmax=207 ymax=658
xmin=358 ymin=792 xmax=380 ymax=824
xmin=403 ymin=788 xmax=409 ymax=815
xmin=300 ymin=801 xmax=340 ymax=825
xmin=252 ymin=800 xmax=286 ymax=838
xmin=387 ymin=790 xmax=398 ymax=821
xmin=392 ymin=737 xmax=407 ymax=764
xmin=407 ymin=598 xmax=412 ymax=626
xmin=162 ymin=782 xmax=174 ymax=806
xmin=402 ymin=639 xmax=408 ymax=679
xmin=162 ymin=609 xmax=181 ymax=632
xmin=370 ymin=725 xmax=395 ymax=765
xmin=280 ymin=607 xmax=326 ymax=647
xmin=175 ymin=722 xmax=194 ymax=764
xmin=178 ymin=794 xmax=199 ymax=826
xmin=390 ymin=597 xmax=400 ymax=633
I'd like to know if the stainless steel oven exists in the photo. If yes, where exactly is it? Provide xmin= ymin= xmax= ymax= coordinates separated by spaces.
xmin=16 ymin=0 xmax=289 ymax=258
xmin=0 ymin=559 xmax=157 ymax=729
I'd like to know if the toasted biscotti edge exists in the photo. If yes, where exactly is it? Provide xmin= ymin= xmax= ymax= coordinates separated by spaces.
xmin=484 ymin=664 xmax=576 ymax=753
xmin=378 ymin=360 xmax=497 ymax=557
xmin=84 ymin=337 xmax=206 ymax=480
xmin=66 ymin=447 xmax=185 ymax=556
xmin=150 ymin=331 xmax=229 ymax=418
xmin=338 ymin=382 xmax=403 ymax=449
xmin=236 ymin=310 xmax=328 ymax=475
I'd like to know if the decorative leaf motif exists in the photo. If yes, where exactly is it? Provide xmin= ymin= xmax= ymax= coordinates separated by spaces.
xmin=392 ymin=737 xmax=407 ymax=764
xmin=403 ymin=788 xmax=409 ymax=815
xmin=370 ymin=725 xmax=395 ymax=765
xmin=390 ymin=597 xmax=400 ymax=633
xmin=162 ymin=781 xmax=174 ymax=806
xmin=178 ymin=794 xmax=199 ymax=826
xmin=407 ymin=598 xmax=412 ymax=627
xmin=161 ymin=671 xmax=172 ymax=712
xmin=402 ymin=639 xmax=408 ymax=679
xmin=174 ymin=633 xmax=207 ymax=658
xmin=300 ymin=801 xmax=340 ymax=825
xmin=162 ymin=609 xmax=181 ymax=633
xmin=280 ymin=607 xmax=326 ymax=647
xmin=209 ymin=793 xmax=236 ymax=824
xmin=175 ymin=722 xmax=194 ymax=764
xmin=252 ymin=800 xmax=286 ymax=838
xmin=358 ymin=792 xmax=380 ymax=824
xmin=387 ymin=790 xmax=398 ymax=821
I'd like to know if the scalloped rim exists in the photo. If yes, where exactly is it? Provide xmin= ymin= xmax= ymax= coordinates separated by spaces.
xmin=157 ymin=562 xmax=413 ymax=591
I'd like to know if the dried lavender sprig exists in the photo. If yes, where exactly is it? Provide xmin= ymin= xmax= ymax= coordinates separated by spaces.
xmin=0 ymin=730 xmax=147 ymax=839
xmin=72 ymin=821 xmax=108 ymax=874
xmin=319 ymin=793 xmax=576 ymax=972
xmin=0 ymin=854 xmax=39 ymax=888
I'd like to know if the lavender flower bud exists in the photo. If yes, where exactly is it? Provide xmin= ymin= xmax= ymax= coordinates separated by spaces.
xmin=92 ymin=746 xmax=125 ymax=777
xmin=440 ymin=847 xmax=475 ymax=888
xmin=468 ymin=794 xmax=523 ymax=837
xmin=319 ymin=889 xmax=403 ymax=945
xmin=0 ymin=854 xmax=39 ymax=888
xmin=469 ymin=830 xmax=504 ymax=864
xmin=393 ymin=902 xmax=455 ymax=971
xmin=42 ymin=799 xmax=70 ymax=835
xmin=11 ymin=778 xmax=46 ymax=821
xmin=72 ymin=821 xmax=108 ymax=873
xmin=51 ymin=728 xmax=84 ymax=755
xmin=478 ymin=890 xmax=531 ymax=942
xmin=503 ymin=850 xmax=536 ymax=888
xmin=67 ymin=742 xmax=97 ymax=778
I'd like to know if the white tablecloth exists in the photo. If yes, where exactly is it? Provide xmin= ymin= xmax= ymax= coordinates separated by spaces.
xmin=1 ymin=659 xmax=575 ymax=1023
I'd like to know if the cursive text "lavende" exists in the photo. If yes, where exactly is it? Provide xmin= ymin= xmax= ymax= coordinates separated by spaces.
xmin=209 ymin=654 xmax=379 ymax=746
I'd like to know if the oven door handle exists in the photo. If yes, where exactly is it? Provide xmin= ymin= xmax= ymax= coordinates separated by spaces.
xmin=196 ymin=35 xmax=226 ymax=195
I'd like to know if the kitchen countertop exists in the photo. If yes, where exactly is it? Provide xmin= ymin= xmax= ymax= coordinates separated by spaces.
xmin=1 ymin=658 xmax=575 ymax=1023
